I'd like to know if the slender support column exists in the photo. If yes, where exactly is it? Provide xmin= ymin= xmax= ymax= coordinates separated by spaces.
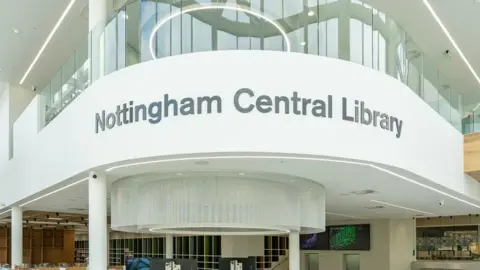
xmin=289 ymin=231 xmax=300 ymax=270
xmin=89 ymin=0 xmax=107 ymax=31
xmin=89 ymin=172 xmax=108 ymax=270
xmin=11 ymin=206 xmax=23 ymax=267
xmin=166 ymin=234 xmax=174 ymax=259
xmin=88 ymin=0 xmax=109 ymax=82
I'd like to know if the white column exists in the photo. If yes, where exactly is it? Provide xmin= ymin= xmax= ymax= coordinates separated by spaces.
xmin=89 ymin=172 xmax=108 ymax=270
xmin=88 ymin=0 xmax=110 ymax=82
xmin=289 ymin=231 xmax=300 ymax=270
xmin=11 ymin=206 xmax=23 ymax=267
xmin=166 ymin=234 xmax=174 ymax=259
xmin=89 ymin=0 xmax=108 ymax=31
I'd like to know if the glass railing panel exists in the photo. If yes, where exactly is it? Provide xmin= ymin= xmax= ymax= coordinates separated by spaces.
xmin=50 ymin=70 xmax=63 ymax=117
xmin=42 ymin=34 xmax=89 ymax=124
xmin=125 ymin=0 xmax=140 ymax=66
xmin=405 ymin=35 xmax=423 ymax=97
xmin=90 ymin=19 xmax=106 ymax=83
xmin=61 ymin=53 xmax=76 ymax=108
xmin=42 ymin=84 xmax=54 ymax=124
xmin=40 ymin=0 xmax=467 ymax=134
xmin=450 ymin=90 xmax=463 ymax=132
xmin=105 ymin=15 xmax=118 ymax=76
xmin=463 ymin=113 xmax=480 ymax=134
xmin=75 ymin=38 xmax=89 ymax=92
xmin=422 ymin=56 xmax=441 ymax=114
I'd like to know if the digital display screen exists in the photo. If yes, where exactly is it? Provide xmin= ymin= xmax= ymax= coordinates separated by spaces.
xmin=328 ymin=224 xmax=370 ymax=250
xmin=300 ymin=224 xmax=370 ymax=251
xmin=299 ymin=232 xmax=329 ymax=250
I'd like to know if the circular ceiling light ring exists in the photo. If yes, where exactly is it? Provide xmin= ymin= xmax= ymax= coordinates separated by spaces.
xmin=146 ymin=224 xmax=291 ymax=235
xmin=148 ymin=3 xmax=291 ymax=60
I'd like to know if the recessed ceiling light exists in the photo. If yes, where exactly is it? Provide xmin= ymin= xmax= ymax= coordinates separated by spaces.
xmin=422 ymin=0 xmax=480 ymax=86
xmin=238 ymin=172 xmax=246 ymax=176
xmin=364 ymin=205 xmax=385 ymax=209
xmin=351 ymin=189 xmax=377 ymax=195
xmin=175 ymin=172 xmax=183 ymax=176
xmin=300 ymin=41 xmax=307 ymax=46
xmin=326 ymin=212 xmax=366 ymax=219
xmin=194 ymin=160 xmax=209 ymax=166
xmin=307 ymin=11 xmax=315 ymax=16
xmin=370 ymin=200 xmax=435 ymax=216
xmin=19 ymin=0 xmax=76 ymax=84
xmin=12 ymin=28 xmax=19 ymax=34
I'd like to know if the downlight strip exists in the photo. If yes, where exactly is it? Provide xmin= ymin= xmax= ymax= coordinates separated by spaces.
xmin=422 ymin=0 xmax=480 ymax=85
xmin=326 ymin=212 xmax=366 ymax=219
xmin=148 ymin=3 xmax=291 ymax=60
xmin=0 ymin=177 xmax=87 ymax=215
xmin=19 ymin=0 xmax=77 ymax=84
xmin=2 ymin=155 xmax=477 ymax=216
xmin=19 ymin=177 xmax=88 ymax=207
xmin=105 ymin=155 xmax=480 ymax=209
xmin=371 ymin=200 xmax=435 ymax=216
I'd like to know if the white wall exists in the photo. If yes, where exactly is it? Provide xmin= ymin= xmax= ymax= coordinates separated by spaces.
xmin=0 ymin=84 xmax=35 ymax=169
xmin=8 ymin=85 xmax=36 ymax=160
xmin=0 ymin=51 xmax=471 ymax=206
xmin=221 ymin=235 xmax=264 ymax=257
xmin=300 ymin=219 xmax=415 ymax=270
xmin=0 ymin=88 xmax=10 ymax=165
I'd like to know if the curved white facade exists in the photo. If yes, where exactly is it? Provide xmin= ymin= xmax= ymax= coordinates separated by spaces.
xmin=0 ymin=51 xmax=466 ymax=208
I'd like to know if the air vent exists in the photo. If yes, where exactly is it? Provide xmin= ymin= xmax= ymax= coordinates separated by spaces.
xmin=68 ymin=208 xmax=86 ymax=211
xmin=351 ymin=189 xmax=377 ymax=195
xmin=365 ymin=206 xmax=385 ymax=210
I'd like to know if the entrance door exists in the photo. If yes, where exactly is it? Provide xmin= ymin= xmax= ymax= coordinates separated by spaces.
xmin=306 ymin=253 xmax=319 ymax=270
xmin=343 ymin=254 xmax=360 ymax=270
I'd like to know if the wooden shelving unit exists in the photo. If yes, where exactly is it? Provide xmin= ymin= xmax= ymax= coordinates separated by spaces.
xmin=0 ymin=227 xmax=74 ymax=264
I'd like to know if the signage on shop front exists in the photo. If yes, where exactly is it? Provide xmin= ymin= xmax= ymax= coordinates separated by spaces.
xmin=94 ymin=88 xmax=404 ymax=138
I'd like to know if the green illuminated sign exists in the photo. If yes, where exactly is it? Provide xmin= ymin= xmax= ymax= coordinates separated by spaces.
xmin=329 ymin=226 xmax=356 ymax=249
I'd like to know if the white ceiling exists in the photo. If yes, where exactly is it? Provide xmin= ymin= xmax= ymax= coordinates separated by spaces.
xmin=0 ymin=0 xmax=88 ymax=88
xmin=369 ymin=0 xmax=480 ymax=104
xmin=6 ymin=156 xmax=480 ymax=224
xmin=0 ymin=0 xmax=479 ymax=104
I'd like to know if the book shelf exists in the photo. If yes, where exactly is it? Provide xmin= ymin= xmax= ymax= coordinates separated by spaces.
xmin=0 ymin=227 xmax=74 ymax=264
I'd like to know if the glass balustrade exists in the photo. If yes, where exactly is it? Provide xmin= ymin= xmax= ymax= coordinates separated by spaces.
xmin=40 ymin=0 xmax=468 ymax=133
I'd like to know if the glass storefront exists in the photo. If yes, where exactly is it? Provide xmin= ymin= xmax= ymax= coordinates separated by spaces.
xmin=40 ymin=0 xmax=464 ymax=132
xmin=417 ymin=226 xmax=480 ymax=260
